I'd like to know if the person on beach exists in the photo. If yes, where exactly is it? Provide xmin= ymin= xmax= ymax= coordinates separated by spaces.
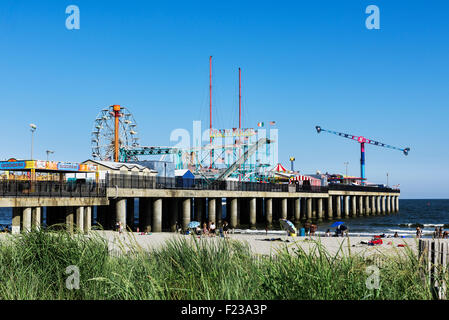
xmin=416 ymin=226 xmax=423 ymax=238
xmin=433 ymin=227 xmax=439 ymax=239
xmin=310 ymin=224 xmax=317 ymax=237
xmin=222 ymin=221 xmax=230 ymax=237
xmin=443 ymin=231 xmax=449 ymax=239
xmin=118 ymin=221 xmax=124 ymax=234
xmin=304 ymin=221 xmax=311 ymax=236
xmin=325 ymin=229 xmax=331 ymax=237
xmin=210 ymin=222 xmax=216 ymax=236
xmin=394 ymin=232 xmax=399 ymax=238
xmin=439 ymin=227 xmax=443 ymax=239
xmin=202 ymin=222 xmax=209 ymax=236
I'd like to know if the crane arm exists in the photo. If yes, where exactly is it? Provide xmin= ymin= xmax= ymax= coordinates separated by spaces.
xmin=315 ymin=126 xmax=410 ymax=155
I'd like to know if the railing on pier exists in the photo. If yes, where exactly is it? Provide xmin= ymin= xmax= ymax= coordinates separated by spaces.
xmin=0 ymin=180 xmax=107 ymax=198
xmin=106 ymin=174 xmax=328 ymax=193
xmin=327 ymin=183 xmax=400 ymax=193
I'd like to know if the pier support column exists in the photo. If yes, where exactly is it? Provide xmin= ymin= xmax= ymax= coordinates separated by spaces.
xmin=208 ymin=198 xmax=216 ymax=224
xmin=126 ymin=198 xmax=135 ymax=231
xmin=396 ymin=196 xmax=399 ymax=212
xmin=22 ymin=208 xmax=32 ymax=232
xmin=335 ymin=196 xmax=341 ymax=219
xmin=311 ymin=199 xmax=317 ymax=219
xmin=371 ymin=196 xmax=376 ymax=215
xmin=306 ymin=198 xmax=312 ymax=221
xmin=32 ymin=207 xmax=41 ymax=230
xmin=76 ymin=207 xmax=84 ymax=233
xmin=153 ymin=198 xmax=162 ymax=232
xmin=344 ymin=196 xmax=350 ymax=218
xmin=266 ymin=198 xmax=273 ymax=228
xmin=216 ymin=198 xmax=223 ymax=227
xmin=294 ymin=198 xmax=301 ymax=223
xmin=169 ymin=198 xmax=179 ymax=232
xmin=66 ymin=206 xmax=74 ymax=234
xmin=386 ymin=196 xmax=391 ymax=213
xmin=365 ymin=196 xmax=371 ymax=215
xmin=116 ymin=199 xmax=126 ymax=229
xmin=327 ymin=196 xmax=334 ymax=220
xmin=84 ymin=206 xmax=92 ymax=234
xmin=381 ymin=196 xmax=386 ymax=215
xmin=376 ymin=196 xmax=381 ymax=215
xmin=182 ymin=198 xmax=191 ymax=231
xmin=281 ymin=198 xmax=288 ymax=220
xmin=249 ymin=198 xmax=256 ymax=229
xmin=351 ymin=196 xmax=357 ymax=217
xmin=12 ymin=208 xmax=21 ymax=234
xmin=230 ymin=198 xmax=238 ymax=228
xmin=358 ymin=196 xmax=364 ymax=216
xmin=317 ymin=198 xmax=323 ymax=222
xmin=390 ymin=196 xmax=396 ymax=212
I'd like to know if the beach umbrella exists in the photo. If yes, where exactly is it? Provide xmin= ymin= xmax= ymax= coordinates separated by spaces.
xmin=187 ymin=221 xmax=200 ymax=229
xmin=331 ymin=221 xmax=344 ymax=228
xmin=280 ymin=219 xmax=297 ymax=234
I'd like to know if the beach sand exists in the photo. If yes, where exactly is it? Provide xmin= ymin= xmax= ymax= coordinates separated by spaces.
xmin=90 ymin=231 xmax=419 ymax=259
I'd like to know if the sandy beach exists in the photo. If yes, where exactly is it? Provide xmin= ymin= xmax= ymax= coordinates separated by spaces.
xmin=85 ymin=230 xmax=419 ymax=259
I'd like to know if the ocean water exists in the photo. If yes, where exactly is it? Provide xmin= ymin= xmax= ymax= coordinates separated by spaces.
xmin=1 ymin=199 xmax=448 ymax=238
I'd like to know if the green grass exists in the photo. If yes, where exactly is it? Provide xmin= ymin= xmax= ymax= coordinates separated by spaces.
xmin=0 ymin=230 xmax=440 ymax=300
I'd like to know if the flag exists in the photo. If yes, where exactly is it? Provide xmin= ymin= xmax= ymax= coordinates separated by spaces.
xmin=257 ymin=122 xmax=264 ymax=127
xmin=269 ymin=121 xmax=276 ymax=125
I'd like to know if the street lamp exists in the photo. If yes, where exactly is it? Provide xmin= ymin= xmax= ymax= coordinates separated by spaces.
xmin=30 ymin=124 xmax=37 ymax=160
xmin=386 ymin=172 xmax=389 ymax=187
xmin=289 ymin=157 xmax=295 ymax=172
xmin=46 ymin=150 xmax=54 ymax=161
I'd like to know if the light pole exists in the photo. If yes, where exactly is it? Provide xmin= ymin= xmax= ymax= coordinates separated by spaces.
xmin=46 ymin=150 xmax=54 ymax=161
xmin=344 ymin=162 xmax=349 ymax=177
xmin=386 ymin=172 xmax=389 ymax=187
xmin=289 ymin=157 xmax=295 ymax=172
xmin=30 ymin=124 xmax=37 ymax=160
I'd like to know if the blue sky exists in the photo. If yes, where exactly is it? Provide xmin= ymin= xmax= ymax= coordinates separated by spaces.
xmin=0 ymin=0 xmax=448 ymax=198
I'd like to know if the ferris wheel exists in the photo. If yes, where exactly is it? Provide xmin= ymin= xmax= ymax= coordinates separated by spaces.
xmin=91 ymin=105 xmax=139 ymax=161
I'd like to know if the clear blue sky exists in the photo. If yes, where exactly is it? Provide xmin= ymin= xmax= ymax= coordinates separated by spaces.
xmin=0 ymin=0 xmax=448 ymax=198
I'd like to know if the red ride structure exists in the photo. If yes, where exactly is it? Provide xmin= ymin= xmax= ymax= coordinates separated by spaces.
xmin=315 ymin=126 xmax=410 ymax=185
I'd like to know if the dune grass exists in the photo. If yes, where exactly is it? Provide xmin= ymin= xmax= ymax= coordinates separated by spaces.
xmin=0 ymin=230 xmax=439 ymax=300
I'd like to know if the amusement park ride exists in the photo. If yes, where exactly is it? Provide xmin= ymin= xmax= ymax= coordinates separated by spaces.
xmin=91 ymin=57 xmax=276 ymax=182
xmin=315 ymin=126 xmax=410 ymax=185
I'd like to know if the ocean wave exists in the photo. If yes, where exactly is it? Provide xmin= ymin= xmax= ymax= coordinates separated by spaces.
xmin=398 ymin=223 xmax=449 ymax=228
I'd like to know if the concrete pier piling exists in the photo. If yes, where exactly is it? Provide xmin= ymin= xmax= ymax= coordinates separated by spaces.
xmin=208 ymin=198 xmax=216 ymax=224
xmin=84 ymin=206 xmax=92 ymax=233
xmin=281 ymin=198 xmax=288 ymax=220
xmin=365 ymin=196 xmax=371 ymax=215
xmin=22 ymin=207 xmax=32 ymax=232
xmin=230 ymin=198 xmax=238 ymax=228
xmin=371 ymin=196 xmax=376 ymax=215
xmin=66 ymin=206 xmax=74 ymax=233
xmin=294 ymin=198 xmax=301 ymax=222
xmin=152 ymin=198 xmax=162 ymax=232
xmin=335 ymin=196 xmax=341 ymax=219
xmin=76 ymin=206 xmax=84 ymax=233
xmin=327 ymin=196 xmax=333 ymax=220
xmin=265 ymin=198 xmax=273 ymax=227
xmin=344 ymin=196 xmax=350 ymax=218
xmin=317 ymin=198 xmax=323 ymax=222
xmin=32 ymin=207 xmax=41 ymax=230
xmin=182 ymin=198 xmax=191 ymax=231
xmin=115 ymin=199 xmax=126 ymax=229
xmin=249 ymin=198 xmax=257 ymax=229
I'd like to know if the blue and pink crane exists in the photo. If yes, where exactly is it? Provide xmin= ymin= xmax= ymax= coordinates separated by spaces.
xmin=315 ymin=126 xmax=410 ymax=184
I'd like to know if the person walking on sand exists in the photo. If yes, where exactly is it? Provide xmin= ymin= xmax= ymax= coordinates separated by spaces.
xmin=202 ymin=222 xmax=209 ymax=236
xmin=118 ymin=221 xmax=124 ymax=234
xmin=416 ymin=226 xmax=422 ymax=239
xmin=222 ymin=221 xmax=230 ymax=237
